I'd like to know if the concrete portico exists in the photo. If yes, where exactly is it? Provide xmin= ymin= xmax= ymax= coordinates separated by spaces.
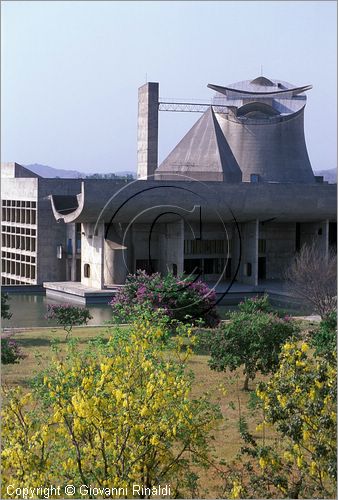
xmin=2 ymin=75 xmax=335 ymax=307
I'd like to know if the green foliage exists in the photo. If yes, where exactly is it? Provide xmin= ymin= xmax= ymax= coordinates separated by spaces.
xmin=46 ymin=304 xmax=92 ymax=339
xmin=237 ymin=294 xmax=273 ymax=314
xmin=221 ymin=342 xmax=337 ymax=499
xmin=2 ymin=319 xmax=221 ymax=498
xmin=310 ymin=311 xmax=337 ymax=361
xmin=1 ymin=334 xmax=25 ymax=365
xmin=110 ymin=270 xmax=220 ymax=328
xmin=1 ymin=293 xmax=12 ymax=320
xmin=209 ymin=298 xmax=300 ymax=389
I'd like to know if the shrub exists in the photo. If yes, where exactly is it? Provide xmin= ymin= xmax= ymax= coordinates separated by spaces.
xmin=310 ymin=311 xmax=337 ymax=361
xmin=110 ymin=270 xmax=220 ymax=327
xmin=1 ymin=332 xmax=25 ymax=365
xmin=1 ymin=320 xmax=221 ymax=498
xmin=46 ymin=304 xmax=92 ymax=339
xmin=285 ymin=242 xmax=337 ymax=319
xmin=237 ymin=294 xmax=273 ymax=314
xmin=209 ymin=297 xmax=300 ymax=389
xmin=221 ymin=342 xmax=337 ymax=499
xmin=1 ymin=293 xmax=12 ymax=320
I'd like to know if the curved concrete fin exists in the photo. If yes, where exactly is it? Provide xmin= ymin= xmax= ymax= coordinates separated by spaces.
xmin=156 ymin=107 xmax=241 ymax=182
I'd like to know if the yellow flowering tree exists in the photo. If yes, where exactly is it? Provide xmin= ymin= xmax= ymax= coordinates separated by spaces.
xmin=222 ymin=342 xmax=336 ymax=499
xmin=2 ymin=321 xmax=221 ymax=498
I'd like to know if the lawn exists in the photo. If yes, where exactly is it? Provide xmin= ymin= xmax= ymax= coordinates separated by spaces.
xmin=2 ymin=320 xmax=313 ymax=498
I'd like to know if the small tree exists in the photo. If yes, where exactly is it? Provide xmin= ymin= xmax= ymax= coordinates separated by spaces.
xmin=1 ymin=293 xmax=12 ymax=320
xmin=309 ymin=311 xmax=337 ymax=362
xmin=209 ymin=297 xmax=299 ymax=390
xmin=46 ymin=304 xmax=92 ymax=339
xmin=285 ymin=242 xmax=337 ymax=318
xmin=2 ymin=320 xmax=221 ymax=497
xmin=221 ymin=342 xmax=337 ymax=499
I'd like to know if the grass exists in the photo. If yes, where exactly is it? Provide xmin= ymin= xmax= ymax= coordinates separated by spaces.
xmin=1 ymin=320 xmax=311 ymax=498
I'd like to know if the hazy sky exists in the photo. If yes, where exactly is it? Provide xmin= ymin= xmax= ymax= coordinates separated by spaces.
xmin=2 ymin=1 xmax=337 ymax=173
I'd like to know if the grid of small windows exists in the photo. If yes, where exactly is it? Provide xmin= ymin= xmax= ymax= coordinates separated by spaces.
xmin=1 ymin=199 xmax=37 ymax=285
xmin=2 ymin=199 xmax=37 ymax=224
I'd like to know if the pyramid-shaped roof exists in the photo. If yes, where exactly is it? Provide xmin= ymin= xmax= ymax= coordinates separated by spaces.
xmin=155 ymin=107 xmax=242 ymax=182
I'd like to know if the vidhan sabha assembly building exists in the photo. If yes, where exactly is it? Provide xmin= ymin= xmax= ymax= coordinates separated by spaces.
xmin=1 ymin=76 xmax=336 ymax=303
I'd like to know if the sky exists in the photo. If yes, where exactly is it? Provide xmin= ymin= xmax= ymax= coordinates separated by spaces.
xmin=1 ymin=0 xmax=337 ymax=174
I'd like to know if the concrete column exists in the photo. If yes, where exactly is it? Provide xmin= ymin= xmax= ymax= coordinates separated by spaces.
xmin=318 ymin=220 xmax=329 ymax=261
xmin=159 ymin=219 xmax=184 ymax=275
xmin=137 ymin=82 xmax=159 ymax=179
xmin=81 ymin=222 xmax=104 ymax=289
xmin=241 ymin=220 xmax=259 ymax=286
xmin=66 ymin=223 xmax=77 ymax=281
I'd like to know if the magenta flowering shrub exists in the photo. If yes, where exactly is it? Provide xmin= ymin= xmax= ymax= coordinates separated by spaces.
xmin=1 ymin=332 xmax=25 ymax=365
xmin=110 ymin=270 xmax=220 ymax=327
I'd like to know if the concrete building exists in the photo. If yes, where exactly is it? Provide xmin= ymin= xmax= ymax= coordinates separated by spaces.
xmin=1 ymin=163 xmax=82 ymax=286
xmin=43 ymin=77 xmax=336 ymax=303
xmin=2 ymin=76 xmax=336 ymax=304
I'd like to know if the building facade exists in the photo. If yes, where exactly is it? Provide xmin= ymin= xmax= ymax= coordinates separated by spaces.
xmin=2 ymin=77 xmax=337 ymax=299
xmin=1 ymin=163 xmax=82 ymax=286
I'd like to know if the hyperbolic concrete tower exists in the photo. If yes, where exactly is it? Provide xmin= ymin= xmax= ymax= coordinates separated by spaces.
xmin=153 ymin=76 xmax=316 ymax=184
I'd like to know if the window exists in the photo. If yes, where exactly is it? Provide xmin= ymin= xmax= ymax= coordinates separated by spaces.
xmin=250 ymin=174 xmax=260 ymax=183
xmin=84 ymin=263 xmax=90 ymax=278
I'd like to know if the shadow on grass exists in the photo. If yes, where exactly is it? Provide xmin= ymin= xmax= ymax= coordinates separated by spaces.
xmin=18 ymin=338 xmax=55 ymax=348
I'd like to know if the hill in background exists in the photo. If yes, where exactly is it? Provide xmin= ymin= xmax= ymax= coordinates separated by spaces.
xmin=24 ymin=163 xmax=336 ymax=183
xmin=25 ymin=163 xmax=136 ymax=179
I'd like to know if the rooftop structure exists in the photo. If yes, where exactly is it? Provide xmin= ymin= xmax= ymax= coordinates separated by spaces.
xmin=155 ymin=76 xmax=315 ymax=183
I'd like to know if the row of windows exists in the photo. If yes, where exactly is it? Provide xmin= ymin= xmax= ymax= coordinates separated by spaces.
xmin=1 ymin=251 xmax=36 ymax=263
xmin=2 ymin=234 xmax=36 ymax=252
xmin=2 ymin=260 xmax=36 ymax=280
xmin=2 ymin=207 xmax=37 ymax=225
xmin=1 ymin=225 xmax=36 ymax=236
xmin=184 ymin=258 xmax=232 ymax=278
xmin=1 ymin=277 xmax=33 ymax=285
xmin=2 ymin=200 xmax=36 ymax=208
xmin=184 ymin=239 xmax=231 ymax=255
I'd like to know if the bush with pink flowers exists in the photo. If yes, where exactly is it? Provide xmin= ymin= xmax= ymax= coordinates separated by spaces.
xmin=110 ymin=270 xmax=220 ymax=327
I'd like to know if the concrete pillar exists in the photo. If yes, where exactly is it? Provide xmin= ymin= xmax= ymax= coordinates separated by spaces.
xmin=159 ymin=220 xmax=184 ymax=276
xmin=66 ymin=223 xmax=77 ymax=281
xmin=81 ymin=222 xmax=104 ymax=289
xmin=317 ymin=220 xmax=329 ymax=261
xmin=137 ymin=82 xmax=159 ymax=179
xmin=241 ymin=220 xmax=259 ymax=286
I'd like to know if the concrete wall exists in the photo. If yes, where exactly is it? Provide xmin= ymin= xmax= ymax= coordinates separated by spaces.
xmin=216 ymin=110 xmax=315 ymax=184
xmin=159 ymin=220 xmax=184 ymax=275
xmin=261 ymin=222 xmax=296 ymax=280
xmin=300 ymin=221 xmax=329 ymax=259
xmin=81 ymin=222 xmax=104 ymax=289
xmin=137 ymin=82 xmax=159 ymax=179
xmin=37 ymin=180 xmax=82 ymax=284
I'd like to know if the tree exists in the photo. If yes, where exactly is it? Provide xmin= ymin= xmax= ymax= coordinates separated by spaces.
xmin=285 ymin=242 xmax=337 ymax=318
xmin=110 ymin=270 xmax=220 ymax=328
xmin=1 ymin=293 xmax=24 ymax=365
xmin=309 ymin=311 xmax=337 ymax=362
xmin=221 ymin=341 xmax=337 ymax=499
xmin=46 ymin=304 xmax=92 ymax=339
xmin=1 ymin=293 xmax=12 ymax=320
xmin=1 ymin=320 xmax=221 ymax=498
xmin=209 ymin=297 xmax=299 ymax=390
